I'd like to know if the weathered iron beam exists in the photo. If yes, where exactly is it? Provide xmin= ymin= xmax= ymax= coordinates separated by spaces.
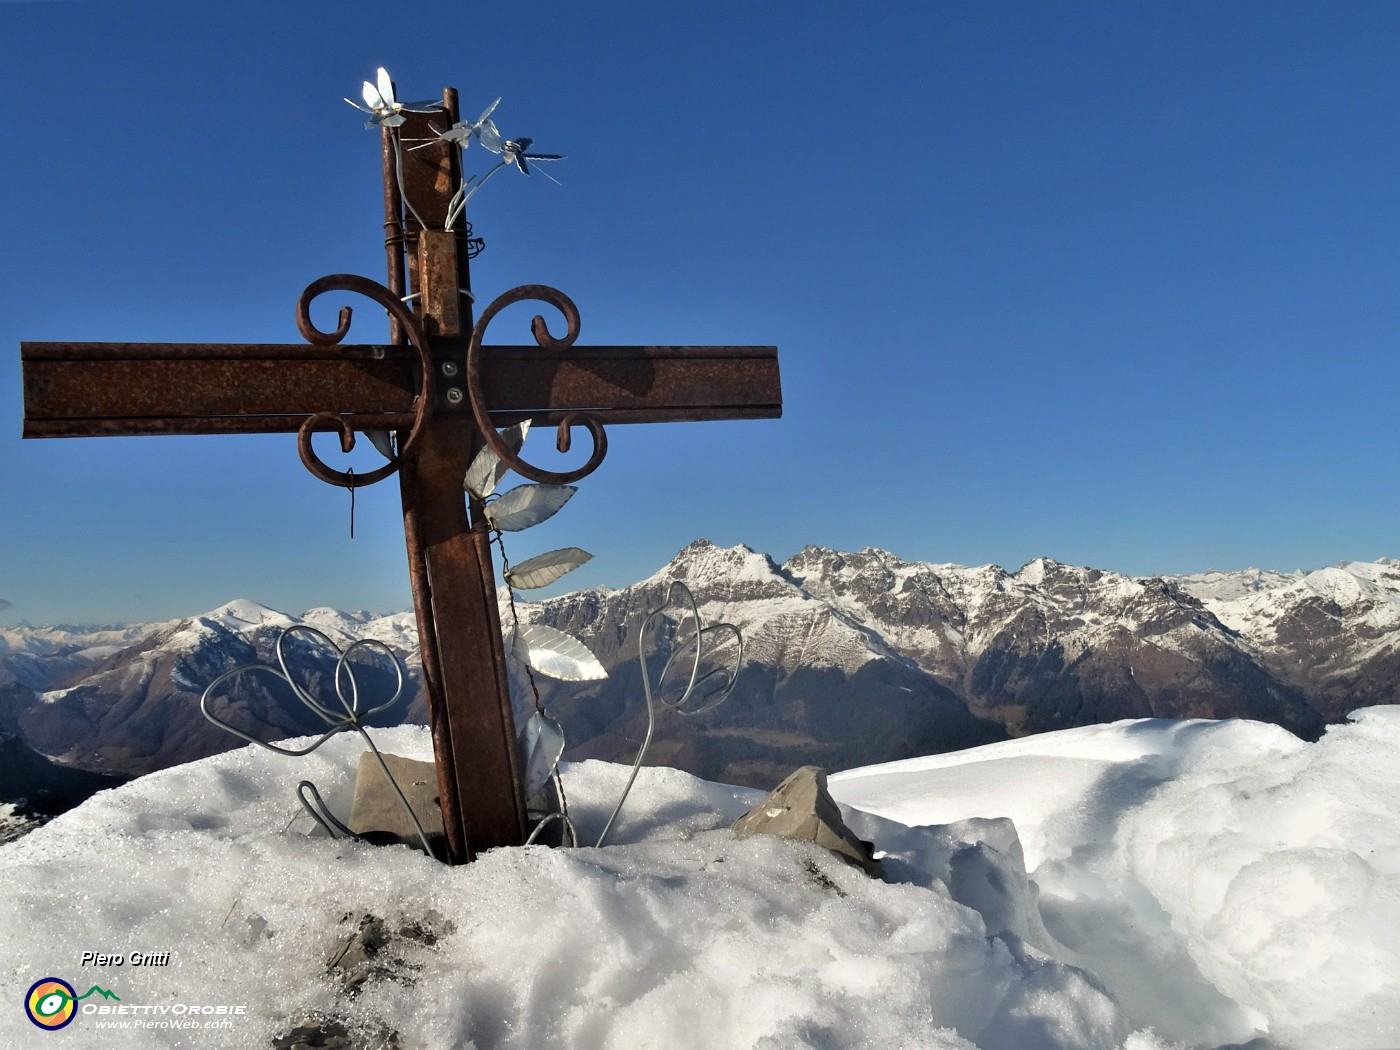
xmin=21 ymin=342 xmax=781 ymax=438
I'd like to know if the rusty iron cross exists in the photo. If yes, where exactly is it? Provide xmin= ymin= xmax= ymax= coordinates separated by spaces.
xmin=19 ymin=88 xmax=781 ymax=864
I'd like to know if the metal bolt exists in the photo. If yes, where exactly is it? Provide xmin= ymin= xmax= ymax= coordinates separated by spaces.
xmin=441 ymin=361 xmax=459 ymax=377
xmin=446 ymin=387 xmax=464 ymax=405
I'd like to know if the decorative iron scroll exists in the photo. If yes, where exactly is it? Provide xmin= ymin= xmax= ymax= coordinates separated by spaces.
xmin=294 ymin=274 xmax=436 ymax=488
xmin=464 ymin=284 xmax=608 ymax=485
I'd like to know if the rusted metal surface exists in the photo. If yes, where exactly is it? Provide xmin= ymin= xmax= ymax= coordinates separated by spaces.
xmin=466 ymin=284 xmax=608 ymax=485
xmin=22 ymin=342 xmax=781 ymax=437
xmin=417 ymin=231 xmax=463 ymax=340
xmin=400 ymin=98 xmax=459 ymax=301
xmin=396 ymin=97 xmax=528 ymax=861
xmin=399 ymin=419 xmax=528 ymax=862
xmin=381 ymin=123 xmax=407 ymax=345
xmin=294 ymin=273 xmax=436 ymax=489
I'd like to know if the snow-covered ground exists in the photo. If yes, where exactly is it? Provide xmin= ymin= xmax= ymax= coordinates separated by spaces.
xmin=1 ymin=710 xmax=1396 ymax=1049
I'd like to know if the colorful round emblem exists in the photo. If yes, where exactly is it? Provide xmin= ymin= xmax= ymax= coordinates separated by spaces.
xmin=25 ymin=978 xmax=77 ymax=1030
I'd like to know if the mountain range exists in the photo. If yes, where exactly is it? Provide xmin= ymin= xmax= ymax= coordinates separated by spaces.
xmin=2 ymin=542 xmax=1396 ymax=802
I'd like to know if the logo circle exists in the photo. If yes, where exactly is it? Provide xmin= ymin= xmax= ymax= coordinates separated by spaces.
xmin=25 ymin=978 xmax=77 ymax=1030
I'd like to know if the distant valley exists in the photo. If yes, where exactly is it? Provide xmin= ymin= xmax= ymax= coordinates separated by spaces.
xmin=2 ymin=542 xmax=1396 ymax=811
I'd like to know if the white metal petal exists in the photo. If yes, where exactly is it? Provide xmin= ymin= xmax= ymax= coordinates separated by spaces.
xmin=375 ymin=67 xmax=396 ymax=107
xmin=484 ymin=483 xmax=575 ymax=533
xmin=504 ymin=548 xmax=593 ymax=590
xmin=509 ymin=622 xmax=607 ymax=681
xmin=475 ymin=97 xmax=501 ymax=125
xmin=463 ymin=420 xmax=530 ymax=498
xmin=477 ymin=120 xmax=503 ymax=154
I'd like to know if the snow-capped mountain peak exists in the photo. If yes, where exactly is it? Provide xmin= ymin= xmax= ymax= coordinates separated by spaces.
xmin=5 ymin=543 xmax=1399 ymax=788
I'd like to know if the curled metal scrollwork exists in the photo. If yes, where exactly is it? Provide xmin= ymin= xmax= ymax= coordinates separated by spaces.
xmin=464 ymin=284 xmax=608 ymax=485
xmin=295 ymin=274 xmax=436 ymax=488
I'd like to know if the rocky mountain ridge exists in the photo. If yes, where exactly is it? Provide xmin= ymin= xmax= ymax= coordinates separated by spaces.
xmin=2 ymin=542 xmax=1395 ymax=789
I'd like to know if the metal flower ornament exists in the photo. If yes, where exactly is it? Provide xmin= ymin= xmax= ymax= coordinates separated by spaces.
xmin=344 ymin=67 xmax=439 ymax=129
xmin=352 ymin=67 xmax=565 ymax=233
xmin=414 ymin=96 xmax=501 ymax=150
xmin=444 ymin=124 xmax=565 ymax=231
xmin=300 ymin=67 xmax=576 ymax=497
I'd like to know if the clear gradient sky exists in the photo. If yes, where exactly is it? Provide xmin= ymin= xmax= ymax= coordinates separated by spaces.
xmin=3 ymin=1 xmax=1399 ymax=625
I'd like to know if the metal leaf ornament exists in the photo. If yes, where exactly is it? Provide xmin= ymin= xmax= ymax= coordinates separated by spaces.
xmin=518 ymin=710 xmax=567 ymax=797
xmin=484 ymin=483 xmax=576 ymax=532
xmin=464 ymin=419 xmax=530 ymax=499
xmin=507 ymin=621 xmax=607 ymax=681
xmin=504 ymin=547 xmax=593 ymax=590
xmin=363 ymin=429 xmax=396 ymax=461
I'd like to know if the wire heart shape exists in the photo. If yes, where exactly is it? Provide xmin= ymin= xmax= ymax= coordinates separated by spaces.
xmin=595 ymin=581 xmax=744 ymax=847
xmin=200 ymin=626 xmax=403 ymax=755
xmin=200 ymin=626 xmax=435 ymax=858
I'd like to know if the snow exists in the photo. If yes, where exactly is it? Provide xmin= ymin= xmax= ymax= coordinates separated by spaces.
xmin=1172 ymin=567 xmax=1307 ymax=604
xmin=1179 ymin=559 xmax=1400 ymax=634
xmin=0 ymin=621 xmax=163 ymax=659
xmin=643 ymin=538 xmax=781 ymax=590
xmin=2 ymin=713 xmax=1399 ymax=1049
xmin=207 ymin=599 xmax=297 ymax=630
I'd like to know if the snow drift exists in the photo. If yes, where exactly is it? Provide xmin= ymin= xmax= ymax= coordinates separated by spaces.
xmin=1 ymin=708 xmax=1397 ymax=1049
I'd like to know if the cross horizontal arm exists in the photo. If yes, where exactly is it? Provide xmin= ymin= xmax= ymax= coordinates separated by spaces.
xmin=21 ymin=342 xmax=781 ymax=438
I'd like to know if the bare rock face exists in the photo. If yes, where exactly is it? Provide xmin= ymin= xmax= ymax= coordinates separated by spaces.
xmin=732 ymin=765 xmax=883 ymax=878
xmin=523 ymin=543 xmax=1339 ymax=781
xmin=519 ymin=540 xmax=1008 ymax=787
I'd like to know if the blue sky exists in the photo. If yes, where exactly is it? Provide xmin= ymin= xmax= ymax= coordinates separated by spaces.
xmin=3 ymin=1 xmax=1399 ymax=625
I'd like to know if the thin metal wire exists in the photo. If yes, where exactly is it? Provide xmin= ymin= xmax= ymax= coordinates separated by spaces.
xmin=659 ymin=621 xmax=744 ymax=717
xmin=390 ymin=127 xmax=431 ymax=233
xmin=495 ymin=532 xmax=548 ymax=717
xmin=297 ymin=780 xmax=362 ymax=841
xmin=594 ymin=581 xmax=744 ymax=848
xmin=524 ymin=810 xmax=579 ymax=847
xmin=200 ymin=625 xmax=437 ymax=858
xmin=494 ymin=528 xmax=577 ymax=844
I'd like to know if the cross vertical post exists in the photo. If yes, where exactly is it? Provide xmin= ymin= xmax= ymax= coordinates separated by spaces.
xmin=387 ymin=93 xmax=528 ymax=862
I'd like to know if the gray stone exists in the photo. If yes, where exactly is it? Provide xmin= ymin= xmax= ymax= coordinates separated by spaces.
xmin=271 ymin=1016 xmax=400 ymax=1049
xmin=347 ymin=752 xmax=446 ymax=855
xmin=732 ymin=765 xmax=882 ymax=878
